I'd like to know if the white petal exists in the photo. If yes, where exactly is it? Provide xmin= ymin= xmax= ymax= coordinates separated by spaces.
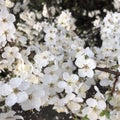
xmin=63 ymin=72 xmax=69 ymax=80
xmin=86 ymin=98 xmax=97 ymax=107
xmin=57 ymin=81 xmax=67 ymax=88
xmin=18 ymin=81 xmax=30 ymax=90
xmin=31 ymin=97 xmax=41 ymax=111
xmin=65 ymin=86 xmax=73 ymax=94
xmin=74 ymin=97 xmax=83 ymax=103
xmin=100 ymin=79 xmax=109 ymax=86
xmin=86 ymin=69 xmax=94 ymax=78
xmin=85 ymin=47 xmax=94 ymax=58
xmin=5 ymin=93 xmax=17 ymax=106
xmin=16 ymin=92 xmax=28 ymax=103
xmin=97 ymin=100 xmax=106 ymax=110
xmin=87 ymin=58 xmax=96 ymax=69
xmin=0 ymin=84 xmax=13 ymax=96
xmin=75 ymin=57 xmax=85 ymax=68
xmin=33 ymin=89 xmax=45 ymax=97
xmin=78 ymin=69 xmax=86 ymax=77
xmin=21 ymin=100 xmax=32 ymax=111
xmin=9 ymin=77 xmax=23 ymax=88
xmin=71 ymin=74 xmax=79 ymax=82
xmin=66 ymin=93 xmax=75 ymax=100
xmin=68 ymin=102 xmax=80 ymax=111
xmin=79 ymin=68 xmax=94 ymax=78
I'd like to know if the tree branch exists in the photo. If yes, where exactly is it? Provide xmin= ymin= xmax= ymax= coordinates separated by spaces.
xmin=95 ymin=66 xmax=120 ymax=95
xmin=95 ymin=67 xmax=120 ymax=76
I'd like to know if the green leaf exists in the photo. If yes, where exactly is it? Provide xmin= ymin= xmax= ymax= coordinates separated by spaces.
xmin=107 ymin=96 xmax=112 ymax=102
xmin=100 ymin=110 xmax=105 ymax=116
xmin=105 ymin=111 xmax=110 ymax=118
xmin=74 ymin=117 xmax=78 ymax=120
xmin=82 ymin=115 xmax=89 ymax=120
xmin=85 ymin=54 xmax=89 ymax=59
xmin=100 ymin=110 xmax=110 ymax=118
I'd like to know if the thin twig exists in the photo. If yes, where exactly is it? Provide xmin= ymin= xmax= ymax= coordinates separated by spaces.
xmin=111 ymin=75 xmax=119 ymax=95
xmin=95 ymin=66 xmax=120 ymax=94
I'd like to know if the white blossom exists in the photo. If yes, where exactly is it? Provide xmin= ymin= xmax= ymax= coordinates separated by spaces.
xmin=75 ymin=55 xmax=96 ymax=78
xmin=0 ymin=77 xmax=30 ymax=107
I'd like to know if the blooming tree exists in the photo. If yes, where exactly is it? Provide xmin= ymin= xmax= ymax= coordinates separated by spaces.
xmin=0 ymin=0 xmax=120 ymax=120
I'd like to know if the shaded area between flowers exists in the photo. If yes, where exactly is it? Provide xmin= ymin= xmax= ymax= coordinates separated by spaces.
xmin=12 ymin=104 xmax=72 ymax=120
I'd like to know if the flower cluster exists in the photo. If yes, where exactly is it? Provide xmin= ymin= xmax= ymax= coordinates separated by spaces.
xmin=75 ymin=47 xmax=96 ymax=78
xmin=0 ymin=0 xmax=15 ymax=48
xmin=113 ymin=0 xmax=120 ymax=10
xmin=0 ymin=0 xmax=120 ymax=120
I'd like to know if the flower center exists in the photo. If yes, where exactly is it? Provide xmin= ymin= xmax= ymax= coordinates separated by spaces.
xmin=14 ymin=88 xmax=19 ymax=94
